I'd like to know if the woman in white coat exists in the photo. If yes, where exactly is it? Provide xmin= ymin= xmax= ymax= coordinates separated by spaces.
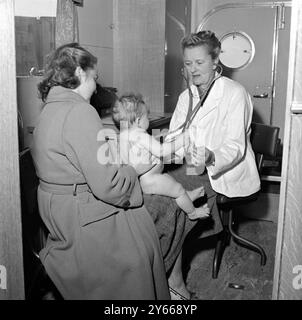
xmin=164 ymin=30 xmax=260 ymax=298
xmin=167 ymin=30 xmax=260 ymax=197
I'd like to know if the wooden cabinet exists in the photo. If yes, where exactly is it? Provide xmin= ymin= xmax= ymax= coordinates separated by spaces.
xmin=79 ymin=0 xmax=166 ymax=111
xmin=78 ymin=0 xmax=114 ymax=86
xmin=113 ymin=0 xmax=166 ymax=114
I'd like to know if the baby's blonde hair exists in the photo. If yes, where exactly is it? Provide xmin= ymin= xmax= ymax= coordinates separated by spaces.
xmin=112 ymin=93 xmax=147 ymax=129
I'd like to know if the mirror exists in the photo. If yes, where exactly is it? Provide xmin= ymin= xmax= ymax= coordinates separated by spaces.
xmin=15 ymin=0 xmax=57 ymax=76
xmin=15 ymin=0 xmax=57 ymax=150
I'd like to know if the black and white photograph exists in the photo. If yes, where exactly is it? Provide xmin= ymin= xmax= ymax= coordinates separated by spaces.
xmin=0 ymin=0 xmax=301 ymax=304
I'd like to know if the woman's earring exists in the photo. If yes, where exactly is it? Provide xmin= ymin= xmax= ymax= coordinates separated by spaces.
xmin=136 ymin=117 xmax=140 ymax=126
xmin=216 ymin=64 xmax=223 ymax=76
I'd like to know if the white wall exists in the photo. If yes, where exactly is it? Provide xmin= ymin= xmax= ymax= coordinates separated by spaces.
xmin=14 ymin=0 xmax=56 ymax=17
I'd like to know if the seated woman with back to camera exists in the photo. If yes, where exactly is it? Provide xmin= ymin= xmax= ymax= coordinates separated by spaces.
xmin=31 ymin=43 xmax=170 ymax=300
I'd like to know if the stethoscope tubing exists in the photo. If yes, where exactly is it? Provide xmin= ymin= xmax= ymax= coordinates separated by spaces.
xmin=168 ymin=65 xmax=223 ymax=136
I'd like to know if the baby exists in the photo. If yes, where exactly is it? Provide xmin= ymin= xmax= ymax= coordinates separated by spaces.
xmin=111 ymin=93 xmax=210 ymax=221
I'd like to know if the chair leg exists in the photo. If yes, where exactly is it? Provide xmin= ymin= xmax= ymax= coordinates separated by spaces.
xmin=228 ymin=210 xmax=267 ymax=266
xmin=212 ymin=209 xmax=231 ymax=279
xmin=212 ymin=229 xmax=230 ymax=278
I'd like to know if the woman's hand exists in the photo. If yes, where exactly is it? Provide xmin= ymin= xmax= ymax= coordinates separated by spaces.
xmin=183 ymin=130 xmax=191 ymax=151
xmin=191 ymin=145 xmax=215 ymax=167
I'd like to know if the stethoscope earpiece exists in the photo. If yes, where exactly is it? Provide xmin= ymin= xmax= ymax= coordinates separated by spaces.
xmin=216 ymin=64 xmax=223 ymax=76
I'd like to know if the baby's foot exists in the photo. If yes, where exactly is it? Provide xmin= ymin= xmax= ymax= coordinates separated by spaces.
xmin=187 ymin=204 xmax=210 ymax=221
xmin=187 ymin=186 xmax=205 ymax=202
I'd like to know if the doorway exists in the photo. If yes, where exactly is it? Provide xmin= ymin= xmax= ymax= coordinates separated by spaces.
xmin=182 ymin=1 xmax=292 ymax=300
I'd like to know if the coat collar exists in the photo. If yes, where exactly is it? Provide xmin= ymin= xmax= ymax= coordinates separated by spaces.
xmin=189 ymin=74 xmax=224 ymax=101
xmin=46 ymin=86 xmax=87 ymax=104
xmin=189 ymin=75 xmax=225 ymax=121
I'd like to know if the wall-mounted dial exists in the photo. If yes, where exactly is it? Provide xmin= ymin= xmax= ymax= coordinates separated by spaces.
xmin=219 ymin=31 xmax=255 ymax=70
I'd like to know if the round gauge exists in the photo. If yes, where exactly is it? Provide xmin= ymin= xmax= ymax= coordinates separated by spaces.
xmin=219 ymin=31 xmax=255 ymax=70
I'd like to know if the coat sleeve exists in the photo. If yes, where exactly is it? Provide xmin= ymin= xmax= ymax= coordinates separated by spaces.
xmin=207 ymin=87 xmax=252 ymax=177
xmin=63 ymin=103 xmax=142 ymax=208
xmin=137 ymin=131 xmax=185 ymax=159
xmin=166 ymin=92 xmax=188 ymax=141
xmin=165 ymin=92 xmax=189 ymax=160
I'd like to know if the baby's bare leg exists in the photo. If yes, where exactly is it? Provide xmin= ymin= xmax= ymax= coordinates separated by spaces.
xmin=140 ymin=173 xmax=186 ymax=198
xmin=175 ymin=193 xmax=210 ymax=220
xmin=187 ymin=186 xmax=205 ymax=202
xmin=187 ymin=204 xmax=210 ymax=221
xmin=140 ymin=173 xmax=210 ymax=220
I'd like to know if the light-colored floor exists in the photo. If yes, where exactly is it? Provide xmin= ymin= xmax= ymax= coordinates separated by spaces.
xmin=183 ymin=217 xmax=277 ymax=300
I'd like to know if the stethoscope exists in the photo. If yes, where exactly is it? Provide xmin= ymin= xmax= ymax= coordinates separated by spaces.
xmin=167 ymin=64 xmax=223 ymax=136
xmin=181 ymin=64 xmax=223 ymax=100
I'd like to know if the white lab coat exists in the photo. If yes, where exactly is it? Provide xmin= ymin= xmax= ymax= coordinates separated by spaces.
xmin=166 ymin=76 xmax=260 ymax=197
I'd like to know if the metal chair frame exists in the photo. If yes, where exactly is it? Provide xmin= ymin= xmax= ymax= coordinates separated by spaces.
xmin=212 ymin=122 xmax=280 ymax=279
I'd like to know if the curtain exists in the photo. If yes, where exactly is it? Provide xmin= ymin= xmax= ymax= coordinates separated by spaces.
xmin=55 ymin=0 xmax=79 ymax=48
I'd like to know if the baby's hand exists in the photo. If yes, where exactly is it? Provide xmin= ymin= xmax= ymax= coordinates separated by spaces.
xmin=187 ymin=204 xmax=210 ymax=221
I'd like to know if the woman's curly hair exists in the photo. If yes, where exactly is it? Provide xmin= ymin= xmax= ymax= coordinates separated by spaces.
xmin=38 ymin=43 xmax=97 ymax=101
xmin=181 ymin=30 xmax=221 ymax=60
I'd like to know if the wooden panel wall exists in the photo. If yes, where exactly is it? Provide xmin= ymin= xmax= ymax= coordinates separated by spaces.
xmin=113 ymin=0 xmax=166 ymax=113
xmin=273 ymin=0 xmax=302 ymax=300
xmin=278 ymin=116 xmax=302 ymax=299
xmin=0 ymin=0 xmax=24 ymax=299
xmin=0 ymin=0 xmax=25 ymax=299
xmin=292 ymin=10 xmax=302 ymax=103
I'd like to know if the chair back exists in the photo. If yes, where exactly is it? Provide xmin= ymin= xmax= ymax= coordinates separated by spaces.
xmin=250 ymin=122 xmax=280 ymax=172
